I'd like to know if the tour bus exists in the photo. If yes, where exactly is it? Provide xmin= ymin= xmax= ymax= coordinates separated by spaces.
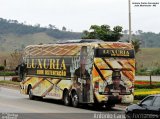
xmin=19 ymin=40 xmax=135 ymax=108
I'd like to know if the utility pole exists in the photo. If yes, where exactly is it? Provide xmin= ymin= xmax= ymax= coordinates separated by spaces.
xmin=4 ymin=59 xmax=6 ymax=80
xmin=128 ymin=0 xmax=132 ymax=43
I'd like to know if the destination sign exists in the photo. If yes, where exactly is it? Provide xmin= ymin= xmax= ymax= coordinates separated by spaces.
xmin=95 ymin=49 xmax=135 ymax=58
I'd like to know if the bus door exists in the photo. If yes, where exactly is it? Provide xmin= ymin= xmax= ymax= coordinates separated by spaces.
xmin=79 ymin=46 xmax=91 ymax=102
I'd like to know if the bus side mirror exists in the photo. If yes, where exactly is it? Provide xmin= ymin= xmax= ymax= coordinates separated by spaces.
xmin=15 ymin=70 xmax=18 ymax=75
xmin=15 ymin=66 xmax=19 ymax=75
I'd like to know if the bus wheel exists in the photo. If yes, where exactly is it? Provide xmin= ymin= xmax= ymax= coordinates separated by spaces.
xmin=63 ymin=91 xmax=70 ymax=106
xmin=93 ymin=103 xmax=104 ymax=109
xmin=72 ymin=92 xmax=79 ymax=107
xmin=105 ymin=104 xmax=115 ymax=110
xmin=28 ymin=86 xmax=35 ymax=100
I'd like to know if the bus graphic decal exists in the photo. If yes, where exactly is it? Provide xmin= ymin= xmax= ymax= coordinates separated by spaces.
xmin=19 ymin=41 xmax=135 ymax=107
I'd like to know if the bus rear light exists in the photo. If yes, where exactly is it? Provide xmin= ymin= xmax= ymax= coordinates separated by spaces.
xmin=128 ymin=86 xmax=134 ymax=93
xmin=129 ymin=86 xmax=134 ymax=89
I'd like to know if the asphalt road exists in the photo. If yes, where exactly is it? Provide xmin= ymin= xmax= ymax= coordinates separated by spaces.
xmin=0 ymin=87 xmax=125 ymax=119
xmin=0 ymin=76 xmax=160 ymax=82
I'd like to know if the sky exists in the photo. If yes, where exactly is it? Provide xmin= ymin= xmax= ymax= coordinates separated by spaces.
xmin=0 ymin=0 xmax=160 ymax=33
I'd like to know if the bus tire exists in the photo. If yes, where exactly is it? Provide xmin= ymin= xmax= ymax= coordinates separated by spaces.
xmin=63 ymin=91 xmax=71 ymax=106
xmin=93 ymin=103 xmax=104 ymax=109
xmin=71 ymin=92 xmax=79 ymax=107
xmin=105 ymin=103 xmax=115 ymax=109
xmin=28 ymin=86 xmax=35 ymax=100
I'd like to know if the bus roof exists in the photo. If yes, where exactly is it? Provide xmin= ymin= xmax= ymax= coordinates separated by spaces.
xmin=25 ymin=40 xmax=133 ymax=49
xmin=56 ymin=39 xmax=104 ymax=43
xmin=24 ymin=40 xmax=134 ymax=57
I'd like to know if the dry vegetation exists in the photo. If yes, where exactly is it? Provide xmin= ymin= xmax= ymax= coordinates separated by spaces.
xmin=0 ymin=50 xmax=22 ymax=70
xmin=0 ymin=32 xmax=57 ymax=54
xmin=136 ymin=48 xmax=160 ymax=70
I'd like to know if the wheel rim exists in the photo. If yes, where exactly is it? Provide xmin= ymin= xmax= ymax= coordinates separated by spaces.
xmin=29 ymin=89 xmax=33 ymax=99
xmin=72 ymin=94 xmax=78 ymax=107
xmin=64 ymin=94 xmax=69 ymax=105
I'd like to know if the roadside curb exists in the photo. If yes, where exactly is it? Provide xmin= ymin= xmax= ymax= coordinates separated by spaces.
xmin=0 ymin=83 xmax=19 ymax=90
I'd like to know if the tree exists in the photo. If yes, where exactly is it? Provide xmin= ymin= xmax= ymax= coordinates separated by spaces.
xmin=82 ymin=24 xmax=123 ymax=41
xmin=137 ymin=30 xmax=143 ymax=35
xmin=123 ymin=30 xmax=129 ymax=34
xmin=62 ymin=26 xmax=67 ymax=31
xmin=48 ymin=24 xmax=56 ymax=29
xmin=131 ymin=39 xmax=141 ymax=54
xmin=34 ymin=23 xmax=40 ymax=28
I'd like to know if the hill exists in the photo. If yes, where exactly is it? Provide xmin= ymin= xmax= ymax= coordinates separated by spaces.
xmin=0 ymin=32 xmax=57 ymax=54
xmin=0 ymin=18 xmax=82 ymax=55
xmin=120 ymin=32 xmax=160 ymax=48
xmin=0 ymin=18 xmax=82 ymax=39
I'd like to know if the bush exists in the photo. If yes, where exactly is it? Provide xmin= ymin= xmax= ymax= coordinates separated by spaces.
xmin=134 ymin=88 xmax=160 ymax=100
xmin=135 ymin=83 xmax=160 ymax=89
xmin=134 ymin=94 xmax=149 ymax=100
xmin=151 ymin=68 xmax=160 ymax=75
xmin=136 ymin=68 xmax=149 ymax=75
xmin=134 ymin=82 xmax=160 ymax=100
xmin=0 ymin=71 xmax=16 ymax=76
xmin=0 ymin=66 xmax=4 ymax=71
xmin=136 ymin=68 xmax=160 ymax=76
xmin=140 ymin=68 xmax=147 ymax=72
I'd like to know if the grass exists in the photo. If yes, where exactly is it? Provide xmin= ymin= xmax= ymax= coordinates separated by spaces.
xmin=0 ymin=80 xmax=20 ymax=86
xmin=134 ymin=88 xmax=160 ymax=100
xmin=135 ymin=88 xmax=160 ymax=93
xmin=136 ymin=48 xmax=160 ymax=70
